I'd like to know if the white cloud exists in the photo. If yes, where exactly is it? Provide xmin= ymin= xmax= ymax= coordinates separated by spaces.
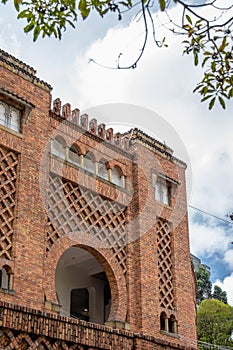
xmin=224 ymin=250 xmax=233 ymax=270
xmin=189 ymin=220 xmax=231 ymax=257
xmin=214 ymin=274 xmax=233 ymax=306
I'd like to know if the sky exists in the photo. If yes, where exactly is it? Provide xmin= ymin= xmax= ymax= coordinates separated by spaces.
xmin=0 ymin=1 xmax=233 ymax=305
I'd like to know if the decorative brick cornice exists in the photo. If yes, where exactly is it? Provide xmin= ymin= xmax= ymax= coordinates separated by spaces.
xmin=126 ymin=128 xmax=187 ymax=169
xmin=0 ymin=49 xmax=52 ymax=92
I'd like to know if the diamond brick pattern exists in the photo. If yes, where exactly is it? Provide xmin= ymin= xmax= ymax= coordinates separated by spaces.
xmin=0 ymin=146 xmax=18 ymax=260
xmin=47 ymin=174 xmax=127 ymax=274
xmin=156 ymin=219 xmax=174 ymax=310
xmin=0 ymin=329 xmax=83 ymax=349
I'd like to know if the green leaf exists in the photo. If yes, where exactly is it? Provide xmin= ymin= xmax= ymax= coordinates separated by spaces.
xmin=119 ymin=0 xmax=132 ymax=7
xmin=229 ymin=88 xmax=233 ymax=98
xmin=78 ymin=0 xmax=91 ymax=19
xmin=193 ymin=85 xmax=202 ymax=93
xmin=201 ymin=95 xmax=213 ymax=102
xmin=202 ymin=56 xmax=210 ymax=67
xmin=186 ymin=15 xmax=192 ymax=25
xmin=219 ymin=36 xmax=227 ymax=52
xmin=14 ymin=0 xmax=21 ymax=11
xmin=194 ymin=53 xmax=198 ymax=66
xmin=218 ymin=96 xmax=226 ymax=109
xmin=209 ymin=97 xmax=216 ymax=110
xmin=24 ymin=22 xmax=35 ymax=33
xmin=33 ymin=25 xmax=41 ymax=41
xmin=211 ymin=61 xmax=216 ymax=72
xmin=17 ymin=9 xmax=29 ymax=19
xmin=158 ymin=0 xmax=166 ymax=11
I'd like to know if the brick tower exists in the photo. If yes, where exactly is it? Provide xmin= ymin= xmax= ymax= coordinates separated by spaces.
xmin=0 ymin=49 xmax=197 ymax=349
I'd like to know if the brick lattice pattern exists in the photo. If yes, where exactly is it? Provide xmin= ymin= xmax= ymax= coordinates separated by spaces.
xmin=0 ymin=146 xmax=18 ymax=260
xmin=47 ymin=174 xmax=127 ymax=274
xmin=156 ymin=219 xmax=174 ymax=310
xmin=0 ymin=329 xmax=83 ymax=350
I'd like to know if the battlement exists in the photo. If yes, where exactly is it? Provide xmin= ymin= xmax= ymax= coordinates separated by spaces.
xmin=51 ymin=98 xmax=186 ymax=168
xmin=51 ymin=98 xmax=131 ymax=151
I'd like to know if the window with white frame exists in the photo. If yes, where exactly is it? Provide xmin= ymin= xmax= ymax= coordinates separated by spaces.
xmin=0 ymin=101 xmax=21 ymax=133
xmin=152 ymin=173 xmax=177 ymax=206
xmin=155 ymin=179 xmax=170 ymax=206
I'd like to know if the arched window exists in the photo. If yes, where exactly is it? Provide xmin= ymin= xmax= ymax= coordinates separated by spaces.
xmin=51 ymin=136 xmax=66 ymax=159
xmin=98 ymin=160 xmax=108 ymax=181
xmin=160 ymin=311 xmax=167 ymax=331
xmin=0 ymin=265 xmax=12 ymax=290
xmin=169 ymin=315 xmax=177 ymax=333
xmin=84 ymin=152 xmax=95 ymax=174
xmin=68 ymin=145 xmax=80 ymax=167
xmin=112 ymin=166 xmax=124 ymax=188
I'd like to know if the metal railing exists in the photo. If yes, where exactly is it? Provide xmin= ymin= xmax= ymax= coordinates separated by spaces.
xmin=198 ymin=341 xmax=233 ymax=350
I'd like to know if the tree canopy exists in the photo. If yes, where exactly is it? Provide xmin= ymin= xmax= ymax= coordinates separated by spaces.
xmin=197 ymin=299 xmax=233 ymax=347
xmin=213 ymin=285 xmax=228 ymax=304
xmin=195 ymin=265 xmax=228 ymax=305
xmin=1 ymin=0 xmax=233 ymax=109
xmin=196 ymin=265 xmax=212 ymax=305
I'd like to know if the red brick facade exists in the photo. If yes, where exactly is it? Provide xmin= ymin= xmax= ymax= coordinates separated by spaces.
xmin=0 ymin=49 xmax=197 ymax=349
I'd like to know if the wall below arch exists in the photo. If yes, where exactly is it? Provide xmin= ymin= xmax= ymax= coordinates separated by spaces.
xmin=0 ymin=301 xmax=198 ymax=350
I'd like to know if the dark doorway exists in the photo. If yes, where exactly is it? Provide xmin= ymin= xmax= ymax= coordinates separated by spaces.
xmin=70 ymin=288 xmax=89 ymax=321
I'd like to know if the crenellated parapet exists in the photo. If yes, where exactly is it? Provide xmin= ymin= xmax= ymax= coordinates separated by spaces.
xmin=51 ymin=98 xmax=186 ymax=168
xmin=51 ymin=98 xmax=131 ymax=151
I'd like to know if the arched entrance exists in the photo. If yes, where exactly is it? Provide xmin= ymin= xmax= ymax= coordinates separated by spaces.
xmin=55 ymin=247 xmax=111 ymax=324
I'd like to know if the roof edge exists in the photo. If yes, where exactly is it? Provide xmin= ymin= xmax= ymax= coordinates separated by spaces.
xmin=0 ymin=49 xmax=52 ymax=92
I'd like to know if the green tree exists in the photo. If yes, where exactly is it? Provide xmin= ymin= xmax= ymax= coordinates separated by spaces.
xmin=196 ymin=266 xmax=212 ymax=305
xmin=197 ymin=299 xmax=233 ymax=347
xmin=1 ymin=0 xmax=233 ymax=109
xmin=213 ymin=285 xmax=228 ymax=304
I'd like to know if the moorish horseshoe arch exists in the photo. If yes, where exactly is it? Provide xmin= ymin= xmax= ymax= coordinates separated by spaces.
xmin=44 ymin=235 xmax=127 ymax=323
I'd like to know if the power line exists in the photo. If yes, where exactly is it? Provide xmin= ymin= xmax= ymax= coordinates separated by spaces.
xmin=188 ymin=205 xmax=233 ymax=225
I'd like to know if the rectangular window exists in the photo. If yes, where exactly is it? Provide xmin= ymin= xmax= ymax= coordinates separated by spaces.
xmin=0 ymin=101 xmax=21 ymax=133
xmin=155 ymin=179 xmax=170 ymax=206
xmin=152 ymin=173 xmax=178 ymax=207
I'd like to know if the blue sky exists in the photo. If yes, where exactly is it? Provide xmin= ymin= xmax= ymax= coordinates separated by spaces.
xmin=1 ymin=1 xmax=233 ymax=304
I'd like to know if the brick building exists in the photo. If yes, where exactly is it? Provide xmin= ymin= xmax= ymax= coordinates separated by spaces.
xmin=0 ymin=49 xmax=197 ymax=349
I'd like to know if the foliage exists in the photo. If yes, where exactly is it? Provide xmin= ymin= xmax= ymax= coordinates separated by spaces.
xmin=213 ymin=285 xmax=228 ymax=304
xmin=196 ymin=266 xmax=212 ymax=305
xmin=195 ymin=266 xmax=228 ymax=306
xmin=1 ymin=0 xmax=233 ymax=109
xmin=182 ymin=16 xmax=233 ymax=110
xmin=197 ymin=299 xmax=233 ymax=347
